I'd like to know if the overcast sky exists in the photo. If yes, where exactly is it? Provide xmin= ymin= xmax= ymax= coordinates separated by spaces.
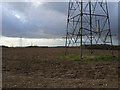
xmin=0 ymin=1 xmax=119 ymax=46
xmin=2 ymin=2 xmax=68 ymax=38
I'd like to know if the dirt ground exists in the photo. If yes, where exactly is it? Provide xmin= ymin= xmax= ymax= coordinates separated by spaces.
xmin=2 ymin=47 xmax=119 ymax=88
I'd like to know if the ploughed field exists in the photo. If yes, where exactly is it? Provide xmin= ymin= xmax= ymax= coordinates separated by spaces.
xmin=2 ymin=47 xmax=119 ymax=88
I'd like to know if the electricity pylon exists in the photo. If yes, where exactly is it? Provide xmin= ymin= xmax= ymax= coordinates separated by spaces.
xmin=65 ymin=0 xmax=113 ymax=59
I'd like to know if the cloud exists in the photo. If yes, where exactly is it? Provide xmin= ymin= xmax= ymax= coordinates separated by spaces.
xmin=3 ymin=2 xmax=31 ymax=14
xmin=1 ymin=36 xmax=65 ymax=47
xmin=118 ymin=2 xmax=120 ymax=45
xmin=43 ymin=2 xmax=68 ymax=15
xmin=2 ymin=2 xmax=67 ymax=38
xmin=1 ymin=2 xmax=118 ymax=40
xmin=108 ymin=2 xmax=118 ymax=36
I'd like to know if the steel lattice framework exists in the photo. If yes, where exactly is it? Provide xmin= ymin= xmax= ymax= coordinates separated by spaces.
xmin=65 ymin=0 xmax=113 ymax=58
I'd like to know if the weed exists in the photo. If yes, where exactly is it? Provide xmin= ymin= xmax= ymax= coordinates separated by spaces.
xmin=60 ymin=54 xmax=119 ymax=62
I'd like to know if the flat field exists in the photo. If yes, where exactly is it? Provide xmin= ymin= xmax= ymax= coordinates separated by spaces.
xmin=2 ymin=47 xmax=119 ymax=88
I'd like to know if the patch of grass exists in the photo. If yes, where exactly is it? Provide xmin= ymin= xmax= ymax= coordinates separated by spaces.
xmin=60 ymin=54 xmax=119 ymax=62
xmin=62 ymin=54 xmax=81 ymax=61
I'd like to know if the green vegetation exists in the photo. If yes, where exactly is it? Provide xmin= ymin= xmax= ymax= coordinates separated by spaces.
xmin=60 ymin=54 xmax=119 ymax=62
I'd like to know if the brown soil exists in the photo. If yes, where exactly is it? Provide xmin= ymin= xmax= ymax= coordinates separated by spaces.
xmin=2 ymin=47 xmax=119 ymax=88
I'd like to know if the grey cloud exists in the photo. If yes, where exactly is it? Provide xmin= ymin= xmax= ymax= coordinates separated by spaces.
xmin=43 ymin=2 xmax=68 ymax=15
xmin=108 ymin=2 xmax=118 ymax=37
xmin=3 ymin=2 xmax=32 ymax=14
xmin=118 ymin=2 xmax=120 ymax=45
xmin=2 ymin=2 xmax=67 ymax=38
xmin=2 ymin=2 xmax=118 ymax=41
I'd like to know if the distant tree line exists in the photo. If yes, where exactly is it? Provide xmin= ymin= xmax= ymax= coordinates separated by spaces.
xmin=1 ymin=44 xmax=120 ymax=50
xmin=84 ymin=44 xmax=120 ymax=50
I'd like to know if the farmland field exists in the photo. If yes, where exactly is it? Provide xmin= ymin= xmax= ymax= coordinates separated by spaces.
xmin=2 ymin=47 xmax=119 ymax=88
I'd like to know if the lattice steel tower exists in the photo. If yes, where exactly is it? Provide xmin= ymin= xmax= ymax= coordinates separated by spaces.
xmin=65 ymin=0 xmax=113 ymax=58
